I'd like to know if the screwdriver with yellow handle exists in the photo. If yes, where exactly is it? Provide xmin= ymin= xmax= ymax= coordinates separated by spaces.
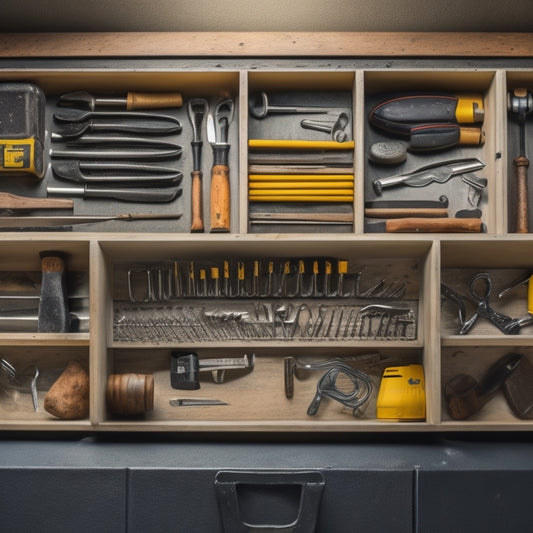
xmin=58 ymin=90 xmax=183 ymax=110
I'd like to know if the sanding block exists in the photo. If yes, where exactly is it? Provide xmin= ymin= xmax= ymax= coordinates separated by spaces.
xmin=376 ymin=364 xmax=426 ymax=420
xmin=0 ymin=82 xmax=46 ymax=178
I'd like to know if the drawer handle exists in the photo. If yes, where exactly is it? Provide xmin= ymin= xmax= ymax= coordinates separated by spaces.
xmin=215 ymin=470 xmax=325 ymax=532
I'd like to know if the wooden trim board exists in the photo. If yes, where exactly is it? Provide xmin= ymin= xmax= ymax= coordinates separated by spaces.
xmin=0 ymin=32 xmax=532 ymax=58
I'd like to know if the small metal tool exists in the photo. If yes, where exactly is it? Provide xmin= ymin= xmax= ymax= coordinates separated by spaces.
xmin=249 ymin=91 xmax=332 ymax=119
xmin=169 ymin=398 xmax=228 ymax=406
xmin=300 ymin=112 xmax=350 ymax=142
xmin=460 ymin=273 xmax=522 ymax=335
xmin=171 ymin=352 xmax=255 ymax=389
xmin=372 ymin=158 xmax=485 ymax=195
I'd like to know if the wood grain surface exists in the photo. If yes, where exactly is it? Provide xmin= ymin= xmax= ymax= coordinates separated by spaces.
xmin=0 ymin=32 xmax=532 ymax=58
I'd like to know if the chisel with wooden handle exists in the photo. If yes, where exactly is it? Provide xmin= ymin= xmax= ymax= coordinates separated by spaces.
xmin=208 ymin=98 xmax=234 ymax=232
xmin=365 ymin=217 xmax=483 ymax=233
xmin=0 ymin=192 xmax=73 ymax=210
xmin=58 ymin=90 xmax=183 ymax=110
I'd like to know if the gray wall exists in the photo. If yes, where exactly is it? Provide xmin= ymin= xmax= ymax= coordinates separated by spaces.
xmin=2 ymin=0 xmax=533 ymax=32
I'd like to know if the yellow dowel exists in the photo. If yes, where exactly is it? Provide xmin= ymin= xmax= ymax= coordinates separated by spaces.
xmin=249 ymin=174 xmax=354 ymax=182
xmin=249 ymin=195 xmax=354 ymax=202
xmin=250 ymin=188 xmax=353 ymax=196
xmin=250 ymin=181 xmax=354 ymax=190
xmin=248 ymin=139 xmax=355 ymax=150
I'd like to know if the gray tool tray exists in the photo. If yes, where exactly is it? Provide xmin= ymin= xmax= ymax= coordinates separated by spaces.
xmin=0 ymin=35 xmax=533 ymax=433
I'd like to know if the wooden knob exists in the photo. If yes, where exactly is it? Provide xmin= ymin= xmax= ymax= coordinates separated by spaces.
xmin=106 ymin=373 xmax=154 ymax=415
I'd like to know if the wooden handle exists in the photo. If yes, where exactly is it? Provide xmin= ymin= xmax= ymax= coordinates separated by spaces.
xmin=190 ymin=170 xmax=204 ymax=232
xmin=210 ymin=164 xmax=231 ymax=232
xmin=0 ymin=192 xmax=73 ymax=210
xmin=515 ymin=155 xmax=530 ymax=233
xmin=385 ymin=217 xmax=482 ymax=233
xmin=106 ymin=373 xmax=154 ymax=415
xmin=126 ymin=92 xmax=183 ymax=109
xmin=365 ymin=207 xmax=448 ymax=219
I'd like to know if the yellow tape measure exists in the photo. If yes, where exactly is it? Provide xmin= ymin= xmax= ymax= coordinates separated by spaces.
xmin=1 ymin=138 xmax=36 ymax=173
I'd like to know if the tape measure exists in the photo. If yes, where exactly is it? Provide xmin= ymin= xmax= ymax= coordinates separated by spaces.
xmin=377 ymin=364 xmax=426 ymax=421
xmin=0 ymin=82 xmax=46 ymax=178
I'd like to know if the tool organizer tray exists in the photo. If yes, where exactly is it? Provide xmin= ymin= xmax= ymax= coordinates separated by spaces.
xmin=1 ymin=32 xmax=533 ymax=433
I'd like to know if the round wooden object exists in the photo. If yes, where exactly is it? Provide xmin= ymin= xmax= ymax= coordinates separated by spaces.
xmin=106 ymin=373 xmax=154 ymax=415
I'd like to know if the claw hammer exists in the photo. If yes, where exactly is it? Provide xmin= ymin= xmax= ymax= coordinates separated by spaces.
xmin=508 ymin=88 xmax=533 ymax=233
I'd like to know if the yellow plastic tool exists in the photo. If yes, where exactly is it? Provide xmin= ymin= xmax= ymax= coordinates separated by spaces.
xmin=376 ymin=364 xmax=426 ymax=421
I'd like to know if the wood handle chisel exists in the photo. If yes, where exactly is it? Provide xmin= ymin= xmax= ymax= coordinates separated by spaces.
xmin=365 ymin=217 xmax=483 ymax=233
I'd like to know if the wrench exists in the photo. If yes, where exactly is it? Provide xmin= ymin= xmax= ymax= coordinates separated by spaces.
xmin=249 ymin=91 xmax=332 ymax=119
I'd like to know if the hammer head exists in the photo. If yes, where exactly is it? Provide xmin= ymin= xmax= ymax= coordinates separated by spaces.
xmin=508 ymin=88 xmax=533 ymax=116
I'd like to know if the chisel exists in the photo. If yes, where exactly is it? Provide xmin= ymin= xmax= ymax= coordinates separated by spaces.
xmin=47 ymin=185 xmax=182 ymax=203
xmin=364 ymin=217 xmax=483 ymax=233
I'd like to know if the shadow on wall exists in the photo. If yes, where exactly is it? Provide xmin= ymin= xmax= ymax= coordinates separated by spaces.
xmin=2 ymin=0 xmax=533 ymax=32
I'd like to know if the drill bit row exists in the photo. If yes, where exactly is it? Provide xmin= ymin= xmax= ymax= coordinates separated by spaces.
xmin=113 ymin=299 xmax=417 ymax=343
xmin=124 ymin=257 xmax=408 ymax=302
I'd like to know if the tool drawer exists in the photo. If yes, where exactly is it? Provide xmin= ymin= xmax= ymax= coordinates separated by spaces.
xmin=0 ymin=37 xmax=533 ymax=433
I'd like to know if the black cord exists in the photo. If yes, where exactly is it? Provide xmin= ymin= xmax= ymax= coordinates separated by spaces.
xmin=307 ymin=361 xmax=373 ymax=416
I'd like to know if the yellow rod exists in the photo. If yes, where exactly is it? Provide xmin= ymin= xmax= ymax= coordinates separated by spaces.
xmin=249 ymin=188 xmax=353 ymax=196
xmin=248 ymin=139 xmax=355 ymax=150
xmin=249 ymin=174 xmax=354 ymax=181
xmin=250 ymin=181 xmax=354 ymax=190
xmin=249 ymin=195 xmax=354 ymax=202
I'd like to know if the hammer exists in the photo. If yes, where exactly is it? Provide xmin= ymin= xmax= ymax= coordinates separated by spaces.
xmin=508 ymin=88 xmax=533 ymax=233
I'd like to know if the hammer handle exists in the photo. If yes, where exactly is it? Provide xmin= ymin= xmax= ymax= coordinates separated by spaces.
xmin=515 ymin=155 xmax=530 ymax=233
xmin=126 ymin=92 xmax=183 ymax=110
xmin=190 ymin=170 xmax=204 ymax=232
xmin=210 ymin=164 xmax=231 ymax=232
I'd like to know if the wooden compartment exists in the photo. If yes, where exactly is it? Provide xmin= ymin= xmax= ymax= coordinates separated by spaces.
xmin=0 ymin=46 xmax=531 ymax=432
xmin=364 ymin=70 xmax=499 ymax=235
xmin=0 ymin=70 xmax=241 ymax=234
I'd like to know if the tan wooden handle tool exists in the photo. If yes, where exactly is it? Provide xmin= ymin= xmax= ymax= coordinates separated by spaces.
xmin=385 ymin=217 xmax=482 ymax=233
xmin=365 ymin=207 xmax=448 ymax=218
xmin=190 ymin=170 xmax=204 ymax=232
xmin=515 ymin=155 xmax=529 ymax=233
xmin=210 ymin=164 xmax=231 ymax=232
xmin=0 ymin=192 xmax=73 ymax=210
xmin=126 ymin=92 xmax=183 ymax=110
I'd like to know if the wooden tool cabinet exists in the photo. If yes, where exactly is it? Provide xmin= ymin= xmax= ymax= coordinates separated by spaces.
xmin=1 ymin=33 xmax=533 ymax=434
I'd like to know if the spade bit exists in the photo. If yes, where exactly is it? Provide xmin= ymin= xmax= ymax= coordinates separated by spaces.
xmin=372 ymin=158 xmax=485 ymax=195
